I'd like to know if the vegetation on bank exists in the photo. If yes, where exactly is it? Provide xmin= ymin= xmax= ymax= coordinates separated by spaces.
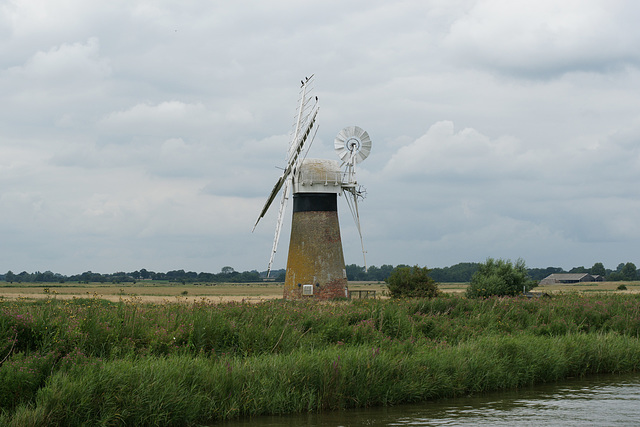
xmin=386 ymin=265 xmax=439 ymax=298
xmin=466 ymin=258 xmax=537 ymax=298
xmin=1 ymin=293 xmax=640 ymax=424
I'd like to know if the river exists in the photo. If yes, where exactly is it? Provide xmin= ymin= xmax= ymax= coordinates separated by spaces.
xmin=220 ymin=373 xmax=640 ymax=426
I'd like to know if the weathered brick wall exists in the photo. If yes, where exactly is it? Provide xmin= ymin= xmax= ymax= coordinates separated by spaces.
xmin=283 ymin=209 xmax=348 ymax=300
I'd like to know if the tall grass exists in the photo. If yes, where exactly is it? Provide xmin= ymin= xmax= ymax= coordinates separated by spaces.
xmin=4 ymin=333 xmax=640 ymax=426
xmin=1 ymin=293 xmax=640 ymax=424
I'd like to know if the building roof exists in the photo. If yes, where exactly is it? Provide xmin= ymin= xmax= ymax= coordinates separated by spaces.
xmin=546 ymin=273 xmax=591 ymax=280
xmin=539 ymin=273 xmax=594 ymax=284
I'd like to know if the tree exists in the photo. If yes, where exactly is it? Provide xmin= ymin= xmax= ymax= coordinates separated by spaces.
xmin=377 ymin=264 xmax=395 ymax=281
xmin=274 ymin=270 xmax=286 ymax=282
xmin=608 ymin=271 xmax=623 ymax=281
xmin=345 ymin=264 xmax=366 ymax=281
xmin=385 ymin=265 xmax=439 ymax=298
xmin=526 ymin=266 xmax=564 ymax=281
xmin=590 ymin=262 xmax=606 ymax=277
xmin=620 ymin=262 xmax=638 ymax=281
xmin=466 ymin=258 xmax=537 ymax=298
xmin=221 ymin=266 xmax=235 ymax=275
xmin=430 ymin=262 xmax=481 ymax=282
xmin=5 ymin=271 xmax=16 ymax=283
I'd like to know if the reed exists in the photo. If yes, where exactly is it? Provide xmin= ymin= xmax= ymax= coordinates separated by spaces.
xmin=3 ymin=332 xmax=640 ymax=426
xmin=1 ymin=293 xmax=640 ymax=424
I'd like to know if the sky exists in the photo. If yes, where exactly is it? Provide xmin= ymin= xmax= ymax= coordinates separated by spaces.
xmin=1 ymin=0 xmax=640 ymax=275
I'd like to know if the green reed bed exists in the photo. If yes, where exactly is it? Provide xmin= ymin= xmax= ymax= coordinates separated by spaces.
xmin=1 ymin=293 xmax=640 ymax=425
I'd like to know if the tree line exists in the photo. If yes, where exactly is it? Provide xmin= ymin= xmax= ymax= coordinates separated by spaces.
xmin=1 ymin=267 xmax=262 ymax=284
xmin=1 ymin=261 xmax=638 ymax=284
xmin=347 ymin=261 xmax=639 ymax=283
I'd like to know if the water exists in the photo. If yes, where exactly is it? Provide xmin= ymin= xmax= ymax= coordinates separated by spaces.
xmin=220 ymin=373 xmax=640 ymax=426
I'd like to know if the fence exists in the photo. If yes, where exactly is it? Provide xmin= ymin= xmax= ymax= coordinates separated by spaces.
xmin=348 ymin=290 xmax=377 ymax=299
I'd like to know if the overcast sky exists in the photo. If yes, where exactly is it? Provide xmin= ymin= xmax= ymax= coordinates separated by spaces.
xmin=2 ymin=0 xmax=640 ymax=275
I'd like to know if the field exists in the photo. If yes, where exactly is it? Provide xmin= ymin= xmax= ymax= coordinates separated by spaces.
xmin=2 ymin=288 xmax=640 ymax=425
xmin=0 ymin=281 xmax=390 ymax=303
xmin=1 ymin=280 xmax=639 ymax=303
xmin=0 ymin=282 xmax=285 ymax=304
xmin=438 ymin=281 xmax=640 ymax=294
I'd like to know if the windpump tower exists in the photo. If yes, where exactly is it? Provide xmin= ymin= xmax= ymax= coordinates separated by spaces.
xmin=253 ymin=76 xmax=371 ymax=300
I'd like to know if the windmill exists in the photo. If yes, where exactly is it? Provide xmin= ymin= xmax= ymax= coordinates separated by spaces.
xmin=253 ymin=76 xmax=372 ymax=300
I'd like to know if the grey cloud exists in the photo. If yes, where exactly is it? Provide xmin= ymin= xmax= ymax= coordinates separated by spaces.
xmin=443 ymin=1 xmax=640 ymax=78
xmin=2 ymin=0 xmax=640 ymax=274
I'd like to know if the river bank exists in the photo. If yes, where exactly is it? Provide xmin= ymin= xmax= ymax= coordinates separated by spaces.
xmin=1 ymin=293 xmax=640 ymax=425
xmin=220 ymin=372 xmax=640 ymax=426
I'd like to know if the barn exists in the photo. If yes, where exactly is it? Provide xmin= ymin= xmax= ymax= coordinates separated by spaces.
xmin=539 ymin=273 xmax=604 ymax=285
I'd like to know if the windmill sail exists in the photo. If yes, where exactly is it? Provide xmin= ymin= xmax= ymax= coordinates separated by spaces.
xmin=252 ymin=77 xmax=319 ymax=231
xmin=253 ymin=76 xmax=319 ymax=276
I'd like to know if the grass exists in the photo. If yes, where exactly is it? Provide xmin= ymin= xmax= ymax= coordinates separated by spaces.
xmin=2 ymin=291 xmax=640 ymax=425
xmin=7 ymin=333 xmax=640 ymax=426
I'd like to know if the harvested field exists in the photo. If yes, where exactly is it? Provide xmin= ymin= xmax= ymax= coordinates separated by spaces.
xmin=0 ymin=281 xmax=390 ymax=303
xmin=1 ymin=280 xmax=638 ymax=304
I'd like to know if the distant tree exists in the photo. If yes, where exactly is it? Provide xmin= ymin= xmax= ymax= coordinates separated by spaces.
xmin=5 ymin=271 xmax=16 ymax=283
xmin=590 ymin=262 xmax=606 ymax=277
xmin=526 ymin=267 xmax=564 ymax=281
xmin=76 ymin=271 xmax=105 ymax=283
xmin=430 ymin=262 xmax=480 ymax=282
xmin=385 ymin=265 xmax=439 ymax=298
xmin=345 ymin=264 xmax=366 ymax=281
xmin=365 ymin=265 xmax=380 ymax=281
xmin=569 ymin=266 xmax=588 ymax=273
xmin=237 ymin=270 xmax=261 ymax=282
xmin=466 ymin=258 xmax=537 ymax=298
xmin=111 ymin=272 xmax=131 ymax=284
xmin=34 ymin=271 xmax=56 ymax=282
xmin=274 ymin=270 xmax=286 ymax=282
xmin=377 ymin=264 xmax=395 ymax=281
xmin=166 ymin=270 xmax=186 ymax=281
xmin=621 ymin=262 xmax=638 ymax=281
xmin=345 ymin=264 xmax=395 ymax=282
xmin=221 ymin=266 xmax=235 ymax=275
xmin=151 ymin=271 xmax=166 ymax=280
xmin=197 ymin=272 xmax=216 ymax=282
xmin=608 ymin=271 xmax=623 ymax=281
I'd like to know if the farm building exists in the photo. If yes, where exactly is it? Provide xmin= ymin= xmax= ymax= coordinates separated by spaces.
xmin=539 ymin=273 xmax=604 ymax=285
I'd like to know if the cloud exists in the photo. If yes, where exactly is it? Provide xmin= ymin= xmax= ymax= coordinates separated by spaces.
xmin=367 ymin=117 xmax=640 ymax=270
xmin=383 ymin=120 xmax=533 ymax=180
xmin=98 ymin=101 xmax=219 ymax=138
xmin=444 ymin=0 xmax=640 ymax=78
xmin=3 ymin=37 xmax=111 ymax=104
xmin=1 ymin=0 xmax=640 ymax=275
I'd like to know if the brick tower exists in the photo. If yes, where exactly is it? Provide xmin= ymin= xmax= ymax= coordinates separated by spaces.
xmin=283 ymin=159 xmax=348 ymax=299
